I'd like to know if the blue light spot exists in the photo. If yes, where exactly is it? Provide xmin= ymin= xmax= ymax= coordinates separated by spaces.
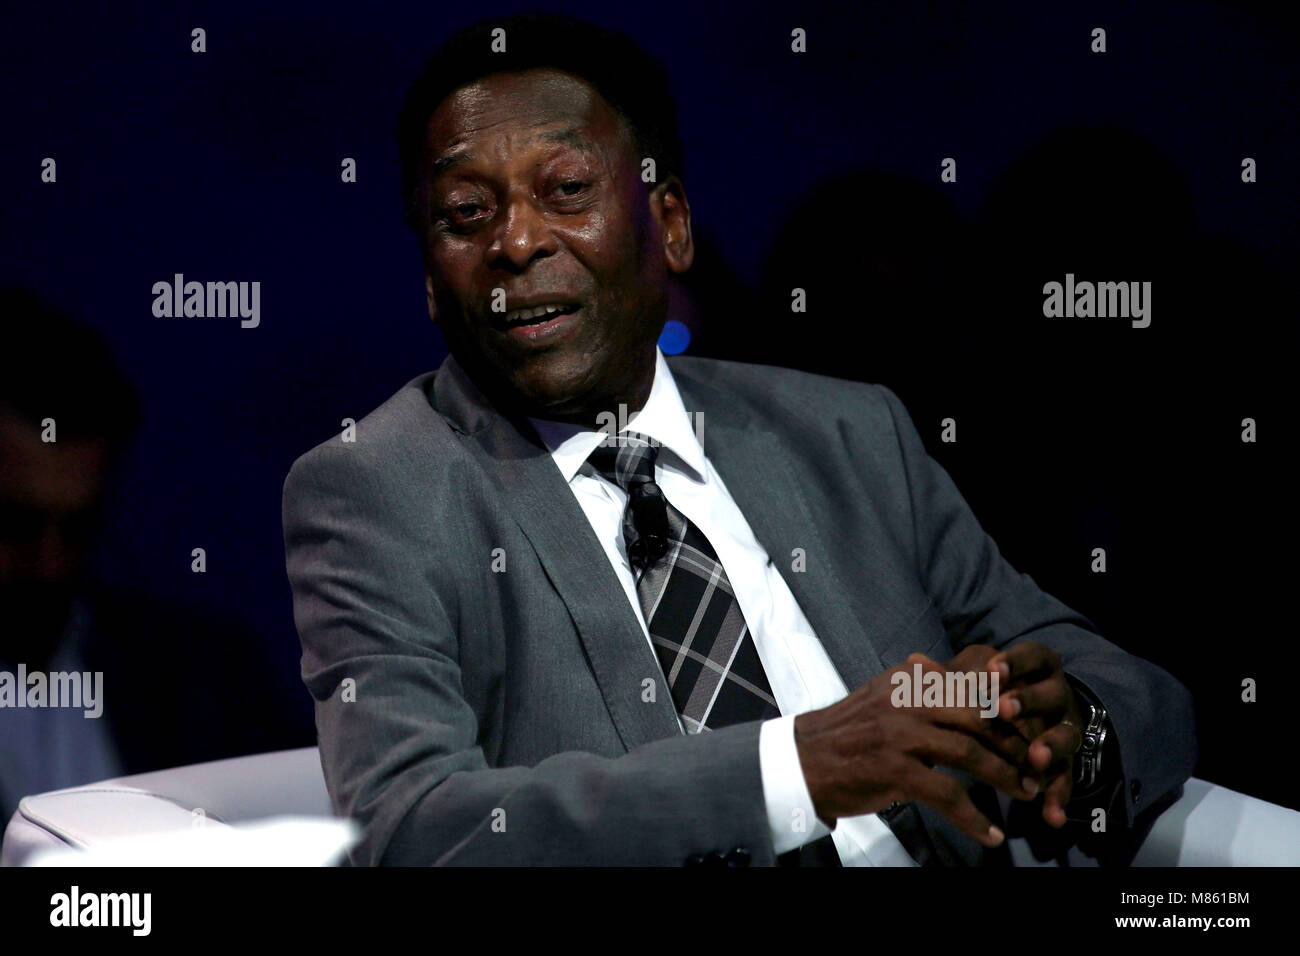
xmin=658 ymin=319 xmax=691 ymax=355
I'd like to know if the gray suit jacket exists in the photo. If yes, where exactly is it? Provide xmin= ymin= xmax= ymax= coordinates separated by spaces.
xmin=282 ymin=353 xmax=1196 ymax=865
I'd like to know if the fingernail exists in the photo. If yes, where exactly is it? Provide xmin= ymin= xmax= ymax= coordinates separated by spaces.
xmin=987 ymin=825 xmax=1005 ymax=845
xmin=1003 ymin=697 xmax=1021 ymax=717
xmin=1022 ymin=777 xmax=1038 ymax=796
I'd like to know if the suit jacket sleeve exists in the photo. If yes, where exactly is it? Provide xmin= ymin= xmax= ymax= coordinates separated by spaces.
xmin=872 ymin=383 xmax=1197 ymax=847
xmin=282 ymin=442 xmax=774 ymax=866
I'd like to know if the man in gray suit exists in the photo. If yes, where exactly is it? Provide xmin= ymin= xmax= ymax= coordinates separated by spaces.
xmin=282 ymin=15 xmax=1195 ymax=866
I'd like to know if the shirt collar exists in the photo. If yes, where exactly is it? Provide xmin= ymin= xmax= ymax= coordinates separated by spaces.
xmin=528 ymin=348 xmax=707 ymax=484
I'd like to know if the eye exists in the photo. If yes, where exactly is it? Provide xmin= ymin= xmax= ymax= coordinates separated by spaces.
xmin=553 ymin=180 xmax=589 ymax=198
xmin=434 ymin=198 xmax=491 ymax=232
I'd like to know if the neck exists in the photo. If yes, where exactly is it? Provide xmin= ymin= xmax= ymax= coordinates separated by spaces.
xmin=468 ymin=350 xmax=659 ymax=429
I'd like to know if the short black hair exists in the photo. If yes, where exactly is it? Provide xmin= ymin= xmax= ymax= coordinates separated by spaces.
xmin=396 ymin=13 xmax=684 ymax=237
xmin=0 ymin=287 xmax=140 ymax=454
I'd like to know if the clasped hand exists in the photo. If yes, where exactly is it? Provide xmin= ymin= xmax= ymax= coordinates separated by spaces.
xmin=793 ymin=640 xmax=1085 ymax=847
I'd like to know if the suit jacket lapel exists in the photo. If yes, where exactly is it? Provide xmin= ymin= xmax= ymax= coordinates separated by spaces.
xmin=702 ymin=426 xmax=886 ymax=692
xmin=672 ymin=362 xmax=922 ymax=692
xmin=432 ymin=355 xmax=682 ymax=752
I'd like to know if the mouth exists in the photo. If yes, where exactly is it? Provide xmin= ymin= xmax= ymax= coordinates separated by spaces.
xmin=491 ymin=300 xmax=584 ymax=346
xmin=497 ymin=301 xmax=581 ymax=328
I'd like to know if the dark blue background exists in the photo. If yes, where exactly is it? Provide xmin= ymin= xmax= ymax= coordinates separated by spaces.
xmin=4 ymin=1 xmax=1295 ymax=806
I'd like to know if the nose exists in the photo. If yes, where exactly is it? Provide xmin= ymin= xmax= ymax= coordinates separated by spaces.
xmin=486 ymin=191 xmax=557 ymax=272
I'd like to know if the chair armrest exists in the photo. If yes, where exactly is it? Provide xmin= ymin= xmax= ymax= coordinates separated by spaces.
xmin=1005 ymin=777 xmax=1300 ymax=867
xmin=1131 ymin=778 xmax=1300 ymax=866
xmin=1 ymin=747 xmax=331 ymax=867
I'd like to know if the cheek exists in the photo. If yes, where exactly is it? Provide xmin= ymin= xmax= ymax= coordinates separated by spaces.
xmin=571 ymin=203 xmax=612 ymax=244
xmin=428 ymin=243 xmax=481 ymax=298
xmin=430 ymin=240 xmax=464 ymax=273
xmin=576 ymin=208 xmax=649 ymax=294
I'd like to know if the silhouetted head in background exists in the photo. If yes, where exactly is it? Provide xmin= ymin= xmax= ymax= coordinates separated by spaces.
xmin=396 ymin=14 xmax=692 ymax=425
xmin=697 ymin=169 xmax=974 ymax=395
xmin=0 ymin=288 xmax=139 ymax=665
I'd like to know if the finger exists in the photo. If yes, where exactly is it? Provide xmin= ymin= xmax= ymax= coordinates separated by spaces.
xmin=903 ymin=765 xmax=1006 ymax=848
xmin=911 ymin=725 xmax=1040 ymax=802
xmin=945 ymin=644 xmax=999 ymax=674
xmin=923 ymin=699 xmax=1033 ymax=765
xmin=904 ymin=652 xmax=945 ymax=672
xmin=1041 ymin=770 xmax=1074 ymax=829
xmin=1027 ymin=721 xmax=1083 ymax=774
xmin=975 ymin=716 xmax=1034 ymax=768
xmin=1003 ymin=714 xmax=1047 ymax=763
xmin=895 ymin=653 xmax=1000 ymax=730
xmin=920 ymin=702 xmax=1030 ymax=765
xmin=897 ymin=654 xmax=1031 ymax=765
xmin=990 ymin=642 xmax=1061 ymax=687
xmin=1000 ymin=676 xmax=1070 ymax=722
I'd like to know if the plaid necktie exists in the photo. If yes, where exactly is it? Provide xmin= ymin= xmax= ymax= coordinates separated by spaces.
xmin=587 ymin=430 xmax=842 ymax=866
xmin=586 ymin=432 xmax=781 ymax=733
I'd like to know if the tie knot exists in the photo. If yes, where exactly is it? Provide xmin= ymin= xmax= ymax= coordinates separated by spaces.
xmin=586 ymin=431 xmax=660 ymax=492
xmin=587 ymin=431 xmax=669 ymax=568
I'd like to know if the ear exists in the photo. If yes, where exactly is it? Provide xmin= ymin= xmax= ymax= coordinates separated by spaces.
xmin=651 ymin=177 xmax=694 ymax=274
xmin=424 ymin=272 xmax=439 ymax=324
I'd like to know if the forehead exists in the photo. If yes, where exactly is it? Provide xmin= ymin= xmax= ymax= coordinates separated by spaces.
xmin=424 ymin=68 xmax=631 ymax=168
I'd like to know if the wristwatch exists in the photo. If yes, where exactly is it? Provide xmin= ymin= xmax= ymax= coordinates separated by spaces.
xmin=1070 ymin=687 xmax=1109 ymax=794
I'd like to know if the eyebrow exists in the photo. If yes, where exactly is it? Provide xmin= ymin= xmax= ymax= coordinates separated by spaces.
xmin=428 ymin=126 xmax=597 ymax=180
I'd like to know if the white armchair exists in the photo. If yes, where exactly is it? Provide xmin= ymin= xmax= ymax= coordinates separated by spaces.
xmin=1006 ymin=777 xmax=1300 ymax=866
xmin=4 ymin=749 xmax=1297 ymax=866
xmin=1 ymin=747 xmax=342 ymax=866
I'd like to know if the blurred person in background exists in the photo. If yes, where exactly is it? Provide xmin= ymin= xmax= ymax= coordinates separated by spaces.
xmin=0 ymin=288 xmax=306 ymax=823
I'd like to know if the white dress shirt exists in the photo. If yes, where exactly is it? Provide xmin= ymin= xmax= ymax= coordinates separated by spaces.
xmin=529 ymin=349 xmax=916 ymax=866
